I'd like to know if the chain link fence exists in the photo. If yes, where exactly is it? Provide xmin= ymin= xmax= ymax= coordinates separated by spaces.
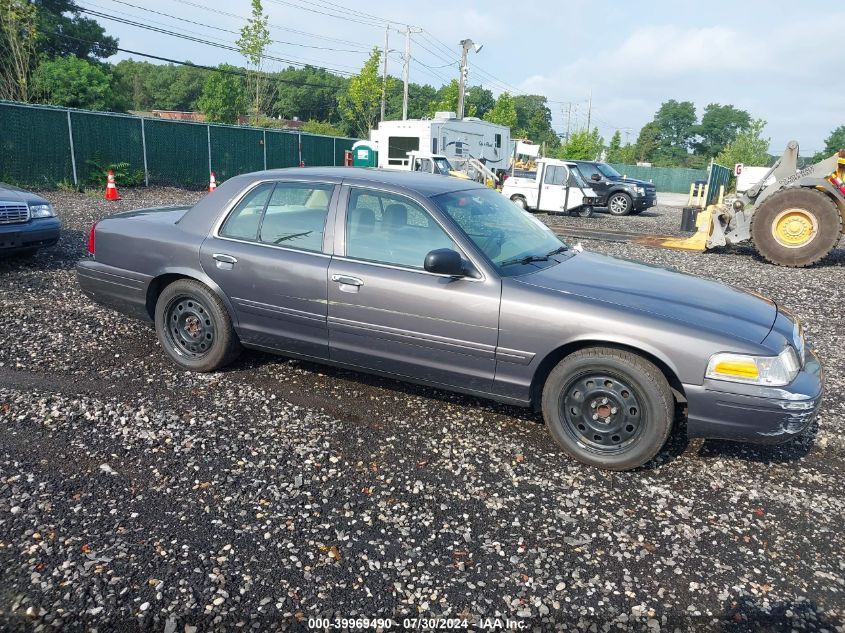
xmin=0 ymin=101 xmax=359 ymax=189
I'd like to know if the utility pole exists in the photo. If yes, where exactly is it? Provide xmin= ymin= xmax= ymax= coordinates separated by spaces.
xmin=457 ymin=39 xmax=482 ymax=119
xmin=586 ymin=90 xmax=592 ymax=131
xmin=563 ymin=103 xmax=572 ymax=144
xmin=402 ymin=26 xmax=411 ymax=120
xmin=380 ymin=25 xmax=389 ymax=122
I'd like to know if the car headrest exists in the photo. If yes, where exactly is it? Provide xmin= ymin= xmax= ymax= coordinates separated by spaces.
xmin=384 ymin=203 xmax=408 ymax=228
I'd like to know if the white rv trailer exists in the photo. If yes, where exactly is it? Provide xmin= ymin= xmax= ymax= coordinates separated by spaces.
xmin=369 ymin=112 xmax=512 ymax=172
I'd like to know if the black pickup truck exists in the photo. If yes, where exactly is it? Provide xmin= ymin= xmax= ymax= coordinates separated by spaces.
xmin=570 ymin=161 xmax=657 ymax=216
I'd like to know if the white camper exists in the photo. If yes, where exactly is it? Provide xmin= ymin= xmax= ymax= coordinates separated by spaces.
xmin=370 ymin=112 xmax=511 ymax=173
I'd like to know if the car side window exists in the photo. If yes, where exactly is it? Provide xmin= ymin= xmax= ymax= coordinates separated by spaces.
xmin=579 ymin=163 xmax=601 ymax=181
xmin=257 ymin=182 xmax=334 ymax=252
xmin=219 ymin=182 xmax=274 ymax=240
xmin=345 ymin=188 xmax=457 ymax=269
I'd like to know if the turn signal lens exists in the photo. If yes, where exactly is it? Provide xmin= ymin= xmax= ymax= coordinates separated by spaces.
xmin=712 ymin=358 xmax=759 ymax=379
xmin=706 ymin=348 xmax=800 ymax=386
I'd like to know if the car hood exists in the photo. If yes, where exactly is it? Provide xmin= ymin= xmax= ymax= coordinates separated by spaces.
xmin=617 ymin=177 xmax=653 ymax=188
xmin=515 ymin=251 xmax=777 ymax=344
xmin=0 ymin=183 xmax=50 ymax=206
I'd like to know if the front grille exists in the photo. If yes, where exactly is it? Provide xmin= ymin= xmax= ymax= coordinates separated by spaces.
xmin=0 ymin=203 xmax=29 ymax=225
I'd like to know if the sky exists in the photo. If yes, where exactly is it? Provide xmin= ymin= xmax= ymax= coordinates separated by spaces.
xmin=87 ymin=0 xmax=842 ymax=155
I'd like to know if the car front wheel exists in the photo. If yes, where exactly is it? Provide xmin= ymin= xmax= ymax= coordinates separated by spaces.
xmin=542 ymin=347 xmax=673 ymax=470
xmin=607 ymin=192 xmax=633 ymax=216
xmin=154 ymin=279 xmax=242 ymax=372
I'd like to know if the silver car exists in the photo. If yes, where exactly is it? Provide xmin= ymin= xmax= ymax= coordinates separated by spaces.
xmin=76 ymin=168 xmax=823 ymax=470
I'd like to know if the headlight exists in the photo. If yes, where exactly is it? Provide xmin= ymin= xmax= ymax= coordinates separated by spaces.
xmin=29 ymin=203 xmax=55 ymax=218
xmin=706 ymin=347 xmax=800 ymax=386
xmin=633 ymin=186 xmax=645 ymax=195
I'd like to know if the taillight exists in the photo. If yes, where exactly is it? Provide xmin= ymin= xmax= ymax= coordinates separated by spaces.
xmin=88 ymin=222 xmax=97 ymax=255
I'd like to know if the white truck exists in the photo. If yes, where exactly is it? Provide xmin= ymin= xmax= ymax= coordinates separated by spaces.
xmin=501 ymin=158 xmax=597 ymax=216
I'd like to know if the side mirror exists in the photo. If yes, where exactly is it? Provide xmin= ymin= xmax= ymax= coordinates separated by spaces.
xmin=424 ymin=248 xmax=464 ymax=276
xmin=590 ymin=173 xmax=601 ymax=181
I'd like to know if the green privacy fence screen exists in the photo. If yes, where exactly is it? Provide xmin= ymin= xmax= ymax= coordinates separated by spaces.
xmin=0 ymin=101 xmax=360 ymax=188
xmin=705 ymin=163 xmax=732 ymax=204
xmin=608 ymin=164 xmax=708 ymax=194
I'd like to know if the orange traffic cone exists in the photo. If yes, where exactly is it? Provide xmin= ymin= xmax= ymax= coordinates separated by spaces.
xmin=208 ymin=171 xmax=217 ymax=192
xmin=104 ymin=169 xmax=120 ymax=201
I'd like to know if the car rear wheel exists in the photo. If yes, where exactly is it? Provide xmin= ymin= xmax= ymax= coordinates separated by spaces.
xmin=607 ymin=192 xmax=633 ymax=216
xmin=511 ymin=195 xmax=528 ymax=210
xmin=541 ymin=347 xmax=673 ymax=470
xmin=155 ymin=279 xmax=242 ymax=372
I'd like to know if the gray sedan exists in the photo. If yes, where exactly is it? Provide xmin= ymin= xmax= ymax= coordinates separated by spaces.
xmin=0 ymin=183 xmax=60 ymax=255
xmin=76 ymin=168 xmax=823 ymax=470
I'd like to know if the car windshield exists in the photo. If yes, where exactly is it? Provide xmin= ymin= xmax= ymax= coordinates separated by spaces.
xmin=596 ymin=163 xmax=622 ymax=179
xmin=433 ymin=188 xmax=571 ymax=276
xmin=433 ymin=157 xmax=452 ymax=175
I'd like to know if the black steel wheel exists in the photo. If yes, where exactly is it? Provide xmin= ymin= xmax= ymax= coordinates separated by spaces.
xmin=163 ymin=295 xmax=216 ymax=359
xmin=559 ymin=372 xmax=644 ymax=453
xmin=154 ymin=279 xmax=241 ymax=372
xmin=542 ymin=347 xmax=673 ymax=470
xmin=577 ymin=206 xmax=594 ymax=218
xmin=511 ymin=195 xmax=528 ymax=211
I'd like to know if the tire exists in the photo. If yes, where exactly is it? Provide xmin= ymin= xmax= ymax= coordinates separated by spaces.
xmin=541 ymin=347 xmax=673 ymax=470
xmin=750 ymin=188 xmax=843 ymax=267
xmin=154 ymin=279 xmax=242 ymax=372
xmin=511 ymin=195 xmax=528 ymax=211
xmin=607 ymin=192 xmax=633 ymax=216
xmin=577 ymin=206 xmax=594 ymax=218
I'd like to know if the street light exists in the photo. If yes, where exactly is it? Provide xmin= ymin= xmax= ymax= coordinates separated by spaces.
xmin=457 ymin=38 xmax=482 ymax=119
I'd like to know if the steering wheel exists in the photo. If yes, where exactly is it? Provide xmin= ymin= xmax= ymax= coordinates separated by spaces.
xmin=480 ymin=228 xmax=507 ymax=259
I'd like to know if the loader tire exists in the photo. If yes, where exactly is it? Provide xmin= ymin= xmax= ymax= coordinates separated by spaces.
xmin=750 ymin=188 xmax=842 ymax=267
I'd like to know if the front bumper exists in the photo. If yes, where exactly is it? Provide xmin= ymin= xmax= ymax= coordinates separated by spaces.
xmin=684 ymin=348 xmax=823 ymax=444
xmin=0 ymin=217 xmax=61 ymax=253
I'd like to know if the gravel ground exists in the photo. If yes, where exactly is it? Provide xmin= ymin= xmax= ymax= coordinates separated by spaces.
xmin=1 ymin=187 xmax=844 ymax=632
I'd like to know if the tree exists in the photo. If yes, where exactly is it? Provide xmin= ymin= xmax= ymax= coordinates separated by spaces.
xmin=0 ymin=0 xmax=38 ymax=101
xmin=606 ymin=130 xmax=622 ymax=163
xmin=33 ymin=0 xmax=117 ymax=61
xmin=31 ymin=56 xmax=115 ymax=110
xmin=271 ymin=65 xmax=347 ymax=123
xmin=385 ymin=81 xmax=436 ymax=120
xmin=556 ymin=128 xmax=603 ymax=160
xmin=634 ymin=121 xmax=659 ymax=163
xmin=483 ymin=92 xmax=517 ymax=129
xmin=617 ymin=143 xmax=638 ymax=165
xmin=338 ymin=48 xmax=388 ymax=138
xmin=815 ymin=125 xmax=845 ymax=159
xmin=512 ymin=95 xmax=557 ymax=147
xmin=112 ymin=60 xmax=206 ymax=112
xmin=301 ymin=120 xmax=345 ymax=136
xmin=716 ymin=119 xmax=770 ymax=168
xmin=197 ymin=64 xmax=246 ymax=123
xmin=428 ymin=79 xmax=468 ymax=116
xmin=695 ymin=103 xmax=751 ymax=157
xmin=651 ymin=99 xmax=697 ymax=166
xmin=465 ymin=86 xmax=494 ymax=119
xmin=236 ymin=0 xmax=271 ymax=116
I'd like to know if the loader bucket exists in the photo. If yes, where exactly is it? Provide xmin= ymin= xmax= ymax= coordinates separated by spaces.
xmin=630 ymin=208 xmax=712 ymax=251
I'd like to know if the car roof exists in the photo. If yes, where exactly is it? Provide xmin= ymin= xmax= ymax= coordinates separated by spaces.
xmin=254 ymin=167 xmax=485 ymax=197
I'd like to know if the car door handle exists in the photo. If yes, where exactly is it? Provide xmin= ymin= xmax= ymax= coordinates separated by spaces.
xmin=212 ymin=253 xmax=237 ymax=270
xmin=331 ymin=274 xmax=363 ymax=287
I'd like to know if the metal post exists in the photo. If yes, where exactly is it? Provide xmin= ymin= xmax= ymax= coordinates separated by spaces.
xmin=380 ymin=25 xmax=389 ymax=122
xmin=263 ymin=129 xmax=267 ymax=170
xmin=586 ymin=90 xmax=592 ymax=131
xmin=402 ymin=26 xmax=410 ymax=120
xmin=298 ymin=133 xmax=303 ymax=167
xmin=140 ymin=118 xmax=149 ymax=186
xmin=333 ymin=137 xmax=337 ymax=166
xmin=207 ymin=125 xmax=212 ymax=176
xmin=67 ymin=110 xmax=78 ymax=187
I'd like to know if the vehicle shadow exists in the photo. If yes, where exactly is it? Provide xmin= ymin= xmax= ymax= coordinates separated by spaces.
xmin=228 ymin=350 xmax=818 ymax=469
xmin=0 ymin=229 xmax=86 ymax=273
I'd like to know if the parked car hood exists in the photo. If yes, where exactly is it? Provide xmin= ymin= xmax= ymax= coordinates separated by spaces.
xmin=515 ymin=251 xmax=777 ymax=344
xmin=0 ymin=183 xmax=50 ymax=206
xmin=617 ymin=177 xmax=653 ymax=188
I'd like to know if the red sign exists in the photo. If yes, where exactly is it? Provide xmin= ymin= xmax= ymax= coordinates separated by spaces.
xmin=734 ymin=163 xmax=744 ymax=177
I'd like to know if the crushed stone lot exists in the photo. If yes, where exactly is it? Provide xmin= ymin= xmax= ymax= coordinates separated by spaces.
xmin=1 ymin=187 xmax=844 ymax=632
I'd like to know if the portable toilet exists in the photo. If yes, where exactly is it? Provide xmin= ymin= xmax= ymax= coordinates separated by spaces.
xmin=351 ymin=140 xmax=378 ymax=167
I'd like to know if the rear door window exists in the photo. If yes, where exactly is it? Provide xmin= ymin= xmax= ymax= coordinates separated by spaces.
xmin=219 ymin=183 xmax=274 ymax=240
xmin=258 ymin=182 xmax=334 ymax=252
